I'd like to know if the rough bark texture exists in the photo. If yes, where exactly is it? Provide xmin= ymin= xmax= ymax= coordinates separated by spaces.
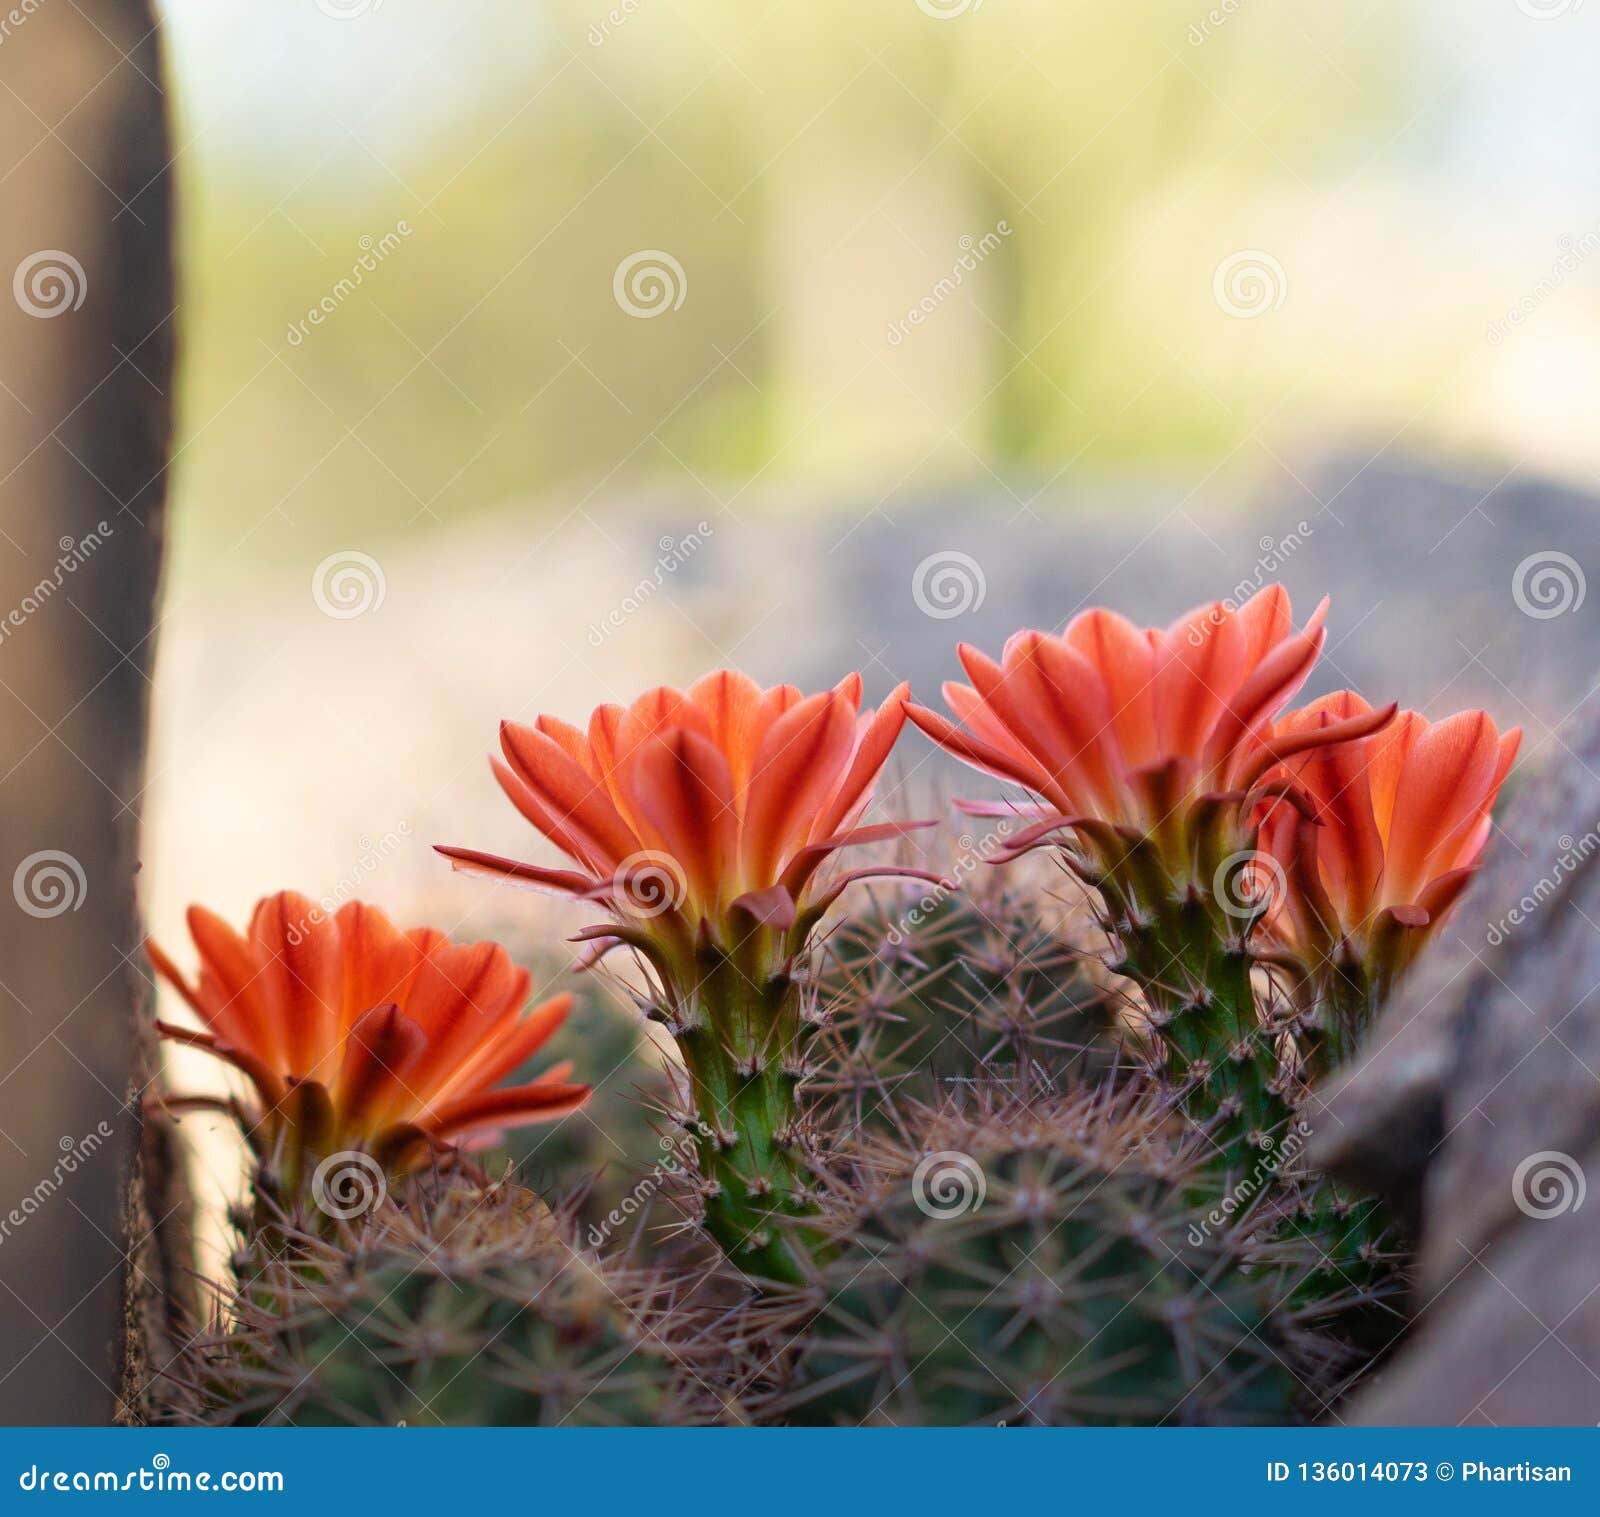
xmin=1312 ymin=706 xmax=1600 ymax=1424
xmin=0 ymin=0 xmax=180 ymax=1425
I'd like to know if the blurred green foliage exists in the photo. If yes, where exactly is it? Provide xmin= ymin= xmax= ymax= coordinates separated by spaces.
xmin=163 ymin=0 xmax=1405 ymax=570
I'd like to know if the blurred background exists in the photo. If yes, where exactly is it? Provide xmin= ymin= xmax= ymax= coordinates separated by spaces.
xmin=6 ymin=0 xmax=1600 ymax=1418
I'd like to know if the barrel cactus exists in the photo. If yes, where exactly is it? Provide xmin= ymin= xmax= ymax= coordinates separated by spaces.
xmin=812 ymin=870 xmax=1122 ymax=1132
xmin=183 ymin=1182 xmax=696 ymax=1427
xmin=759 ymin=1088 xmax=1330 ymax=1426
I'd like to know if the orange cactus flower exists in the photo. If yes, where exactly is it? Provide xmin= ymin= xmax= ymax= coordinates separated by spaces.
xmin=148 ymin=892 xmax=587 ymax=1190
xmin=903 ymin=587 xmax=1396 ymax=1170
xmin=437 ymin=670 xmax=937 ymax=980
xmin=1257 ymin=693 xmax=1520 ymax=1059
xmin=905 ymin=586 xmax=1391 ymax=864
xmin=438 ymin=669 xmax=936 ymax=1281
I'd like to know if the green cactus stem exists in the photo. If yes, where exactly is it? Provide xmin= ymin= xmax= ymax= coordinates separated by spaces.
xmin=1097 ymin=862 xmax=1293 ymax=1180
xmin=652 ymin=936 xmax=824 ymax=1285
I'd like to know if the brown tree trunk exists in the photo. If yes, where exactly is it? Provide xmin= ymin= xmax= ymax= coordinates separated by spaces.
xmin=0 ymin=0 xmax=179 ymax=1425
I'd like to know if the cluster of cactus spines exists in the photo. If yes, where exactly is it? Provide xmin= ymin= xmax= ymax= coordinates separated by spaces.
xmin=637 ymin=938 xmax=830 ymax=1284
xmin=810 ymin=877 xmax=1122 ymax=1133
xmin=182 ymin=1181 xmax=699 ymax=1428
xmin=1091 ymin=853 xmax=1296 ymax=1180
xmin=750 ymin=1087 xmax=1336 ymax=1427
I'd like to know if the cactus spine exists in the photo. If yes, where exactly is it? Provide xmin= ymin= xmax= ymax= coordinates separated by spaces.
xmin=761 ymin=1090 xmax=1318 ymax=1426
xmin=184 ymin=1185 xmax=693 ymax=1428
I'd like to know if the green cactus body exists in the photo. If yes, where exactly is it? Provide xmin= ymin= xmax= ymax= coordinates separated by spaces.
xmin=770 ymin=1097 xmax=1310 ymax=1426
xmin=191 ymin=1188 xmax=690 ymax=1428
xmin=815 ymin=886 xmax=1118 ymax=1128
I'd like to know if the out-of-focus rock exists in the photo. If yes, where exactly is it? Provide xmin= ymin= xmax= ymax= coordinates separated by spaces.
xmin=1315 ymin=701 xmax=1600 ymax=1424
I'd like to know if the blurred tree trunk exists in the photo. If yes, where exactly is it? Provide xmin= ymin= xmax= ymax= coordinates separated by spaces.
xmin=0 ymin=0 xmax=180 ymax=1424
